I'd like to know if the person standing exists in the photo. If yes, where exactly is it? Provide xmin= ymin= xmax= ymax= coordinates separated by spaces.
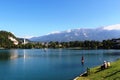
xmin=81 ymin=56 xmax=84 ymax=65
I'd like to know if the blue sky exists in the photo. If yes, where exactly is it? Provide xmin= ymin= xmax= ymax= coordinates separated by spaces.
xmin=0 ymin=0 xmax=120 ymax=38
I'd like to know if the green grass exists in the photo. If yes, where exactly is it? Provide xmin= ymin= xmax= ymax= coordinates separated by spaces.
xmin=75 ymin=59 xmax=120 ymax=80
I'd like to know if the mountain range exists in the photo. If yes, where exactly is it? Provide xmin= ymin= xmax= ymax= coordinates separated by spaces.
xmin=30 ymin=24 xmax=120 ymax=42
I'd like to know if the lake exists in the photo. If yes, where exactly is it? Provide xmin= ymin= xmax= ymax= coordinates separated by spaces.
xmin=0 ymin=49 xmax=120 ymax=80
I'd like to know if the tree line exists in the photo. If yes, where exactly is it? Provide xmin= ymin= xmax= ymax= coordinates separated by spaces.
xmin=0 ymin=30 xmax=120 ymax=49
xmin=16 ymin=39 xmax=120 ymax=49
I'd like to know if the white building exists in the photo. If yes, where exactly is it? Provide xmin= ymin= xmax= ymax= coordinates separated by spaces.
xmin=22 ymin=38 xmax=28 ymax=45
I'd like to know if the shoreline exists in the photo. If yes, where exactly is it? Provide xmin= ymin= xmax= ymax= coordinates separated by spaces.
xmin=74 ymin=59 xmax=120 ymax=80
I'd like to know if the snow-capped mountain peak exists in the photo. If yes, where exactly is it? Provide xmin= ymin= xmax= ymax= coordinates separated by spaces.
xmin=47 ymin=31 xmax=61 ymax=35
xmin=30 ymin=24 xmax=120 ymax=42
xmin=66 ymin=29 xmax=72 ymax=33
xmin=83 ymin=32 xmax=88 ymax=37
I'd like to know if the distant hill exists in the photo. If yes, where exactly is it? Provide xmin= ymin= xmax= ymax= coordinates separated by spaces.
xmin=0 ymin=31 xmax=19 ymax=48
xmin=30 ymin=24 xmax=120 ymax=42
xmin=18 ymin=38 xmax=31 ymax=43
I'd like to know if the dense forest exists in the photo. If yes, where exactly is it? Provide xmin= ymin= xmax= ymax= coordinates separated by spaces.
xmin=0 ymin=30 xmax=120 ymax=49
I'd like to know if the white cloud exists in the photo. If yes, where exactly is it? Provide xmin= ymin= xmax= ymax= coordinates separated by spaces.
xmin=18 ymin=36 xmax=34 ymax=39
xmin=24 ymin=36 xmax=34 ymax=39
xmin=103 ymin=24 xmax=120 ymax=30
xmin=47 ymin=31 xmax=61 ymax=35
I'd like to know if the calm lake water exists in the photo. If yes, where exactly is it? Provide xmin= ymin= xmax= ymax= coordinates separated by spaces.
xmin=0 ymin=49 xmax=120 ymax=80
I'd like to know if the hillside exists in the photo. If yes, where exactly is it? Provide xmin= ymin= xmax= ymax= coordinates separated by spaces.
xmin=0 ymin=31 xmax=19 ymax=48
xmin=75 ymin=59 xmax=120 ymax=80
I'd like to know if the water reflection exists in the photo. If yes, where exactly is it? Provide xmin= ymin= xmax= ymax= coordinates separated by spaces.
xmin=0 ymin=52 xmax=11 ymax=60
xmin=10 ymin=50 xmax=19 ymax=59
xmin=104 ymin=52 xmax=120 ymax=56
xmin=0 ymin=50 xmax=19 ymax=60
xmin=23 ymin=49 xmax=27 ymax=63
xmin=23 ymin=49 xmax=26 ymax=59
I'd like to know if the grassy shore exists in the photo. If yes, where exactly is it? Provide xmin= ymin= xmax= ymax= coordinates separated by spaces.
xmin=74 ymin=59 xmax=120 ymax=80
